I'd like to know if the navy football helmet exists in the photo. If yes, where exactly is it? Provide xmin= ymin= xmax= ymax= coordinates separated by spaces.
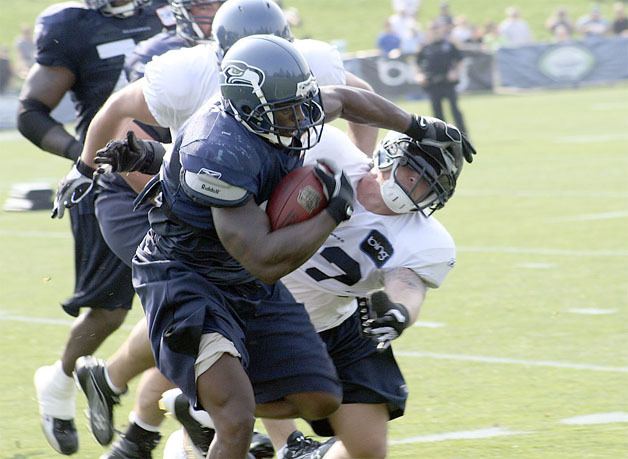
xmin=220 ymin=35 xmax=324 ymax=151
xmin=168 ymin=0 xmax=226 ymax=43
xmin=212 ymin=0 xmax=293 ymax=54
xmin=374 ymin=131 xmax=463 ymax=215
xmin=84 ymin=0 xmax=151 ymax=17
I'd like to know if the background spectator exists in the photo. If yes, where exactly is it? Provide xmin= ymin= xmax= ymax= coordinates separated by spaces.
xmin=436 ymin=1 xmax=454 ymax=31
xmin=392 ymin=0 xmax=420 ymax=16
xmin=13 ymin=24 xmax=34 ymax=78
xmin=450 ymin=15 xmax=474 ymax=45
xmin=545 ymin=7 xmax=575 ymax=38
xmin=415 ymin=21 xmax=468 ymax=134
xmin=480 ymin=21 xmax=504 ymax=51
xmin=576 ymin=4 xmax=609 ymax=37
xmin=612 ymin=2 xmax=628 ymax=36
xmin=0 ymin=45 xmax=13 ymax=94
xmin=377 ymin=19 xmax=401 ymax=56
xmin=553 ymin=23 xmax=574 ymax=42
xmin=399 ymin=24 xmax=424 ymax=54
xmin=498 ymin=6 xmax=533 ymax=46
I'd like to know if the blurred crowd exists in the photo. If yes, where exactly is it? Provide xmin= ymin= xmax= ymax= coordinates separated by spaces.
xmin=0 ymin=24 xmax=35 ymax=94
xmin=377 ymin=1 xmax=628 ymax=58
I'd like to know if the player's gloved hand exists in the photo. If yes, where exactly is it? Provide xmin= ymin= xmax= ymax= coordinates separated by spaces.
xmin=361 ymin=290 xmax=411 ymax=351
xmin=94 ymin=130 xmax=164 ymax=175
xmin=314 ymin=160 xmax=354 ymax=224
xmin=404 ymin=114 xmax=476 ymax=163
xmin=51 ymin=160 xmax=96 ymax=219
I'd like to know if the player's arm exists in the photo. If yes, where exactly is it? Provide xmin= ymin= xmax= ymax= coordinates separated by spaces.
xmin=214 ymin=199 xmax=338 ymax=284
xmin=80 ymin=79 xmax=159 ymax=169
xmin=320 ymin=85 xmax=477 ymax=163
xmin=17 ymin=64 xmax=81 ymax=160
xmin=343 ymin=71 xmax=379 ymax=154
xmin=361 ymin=267 xmax=426 ymax=350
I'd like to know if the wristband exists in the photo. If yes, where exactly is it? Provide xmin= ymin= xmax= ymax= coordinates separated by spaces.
xmin=325 ymin=199 xmax=353 ymax=225
xmin=76 ymin=158 xmax=96 ymax=178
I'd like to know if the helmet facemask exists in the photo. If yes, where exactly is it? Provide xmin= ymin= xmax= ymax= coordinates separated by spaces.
xmin=169 ymin=0 xmax=225 ymax=43
xmin=85 ymin=0 xmax=151 ymax=18
xmin=375 ymin=136 xmax=458 ymax=216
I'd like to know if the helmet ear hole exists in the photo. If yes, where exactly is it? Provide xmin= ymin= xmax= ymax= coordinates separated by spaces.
xmin=241 ymin=105 xmax=252 ymax=115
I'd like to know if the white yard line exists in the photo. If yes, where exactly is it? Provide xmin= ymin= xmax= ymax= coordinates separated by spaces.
xmin=0 ymin=230 xmax=70 ymax=239
xmin=414 ymin=321 xmax=445 ymax=329
xmin=567 ymin=308 xmax=617 ymax=316
xmin=458 ymin=246 xmax=628 ymax=257
xmin=0 ymin=311 xmax=134 ymax=330
xmin=391 ymin=427 xmax=528 ymax=444
xmin=395 ymin=351 xmax=628 ymax=373
xmin=552 ymin=210 xmax=628 ymax=222
xmin=560 ymin=412 xmax=628 ymax=425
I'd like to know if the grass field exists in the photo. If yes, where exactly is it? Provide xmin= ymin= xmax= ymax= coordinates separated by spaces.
xmin=1 ymin=83 xmax=627 ymax=458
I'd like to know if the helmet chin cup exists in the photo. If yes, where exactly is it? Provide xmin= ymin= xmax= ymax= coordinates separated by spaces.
xmin=380 ymin=175 xmax=417 ymax=214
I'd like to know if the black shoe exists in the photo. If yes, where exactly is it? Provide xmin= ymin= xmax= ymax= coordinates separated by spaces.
xmin=161 ymin=389 xmax=215 ymax=455
xmin=40 ymin=416 xmax=79 ymax=455
xmin=101 ymin=432 xmax=161 ymax=459
xmin=283 ymin=431 xmax=336 ymax=459
xmin=249 ymin=431 xmax=275 ymax=458
xmin=75 ymin=356 xmax=125 ymax=446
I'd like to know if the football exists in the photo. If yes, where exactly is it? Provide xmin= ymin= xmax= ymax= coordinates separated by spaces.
xmin=267 ymin=165 xmax=328 ymax=230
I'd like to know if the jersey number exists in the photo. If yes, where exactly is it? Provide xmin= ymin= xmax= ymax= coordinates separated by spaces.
xmin=305 ymin=247 xmax=361 ymax=286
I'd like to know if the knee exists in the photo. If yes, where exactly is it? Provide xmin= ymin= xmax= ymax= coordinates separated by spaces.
xmin=215 ymin=410 xmax=255 ymax=439
xmin=343 ymin=438 xmax=387 ymax=459
xmin=89 ymin=308 xmax=128 ymax=334
xmin=291 ymin=392 xmax=341 ymax=420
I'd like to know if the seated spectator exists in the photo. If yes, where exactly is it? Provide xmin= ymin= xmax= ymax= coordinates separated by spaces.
xmin=392 ymin=0 xmax=420 ymax=16
xmin=450 ymin=15 xmax=474 ymax=45
xmin=0 ymin=46 xmax=13 ymax=94
xmin=13 ymin=24 xmax=35 ymax=78
xmin=545 ymin=7 xmax=575 ymax=38
xmin=498 ymin=6 xmax=533 ymax=46
xmin=576 ymin=4 xmax=609 ymax=37
xmin=612 ymin=2 xmax=628 ymax=36
xmin=377 ymin=19 xmax=401 ymax=56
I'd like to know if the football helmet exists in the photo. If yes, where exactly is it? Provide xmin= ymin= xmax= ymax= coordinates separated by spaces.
xmin=84 ymin=0 xmax=151 ymax=17
xmin=374 ymin=131 xmax=463 ymax=215
xmin=168 ymin=0 xmax=226 ymax=43
xmin=220 ymin=35 xmax=324 ymax=151
xmin=212 ymin=0 xmax=293 ymax=54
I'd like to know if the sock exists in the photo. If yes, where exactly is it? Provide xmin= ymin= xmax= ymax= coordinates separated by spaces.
xmin=275 ymin=444 xmax=288 ymax=459
xmin=104 ymin=367 xmax=126 ymax=395
xmin=129 ymin=411 xmax=161 ymax=433
xmin=53 ymin=361 xmax=75 ymax=391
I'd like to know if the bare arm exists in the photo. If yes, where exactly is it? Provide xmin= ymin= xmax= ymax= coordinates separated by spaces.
xmin=214 ymin=199 xmax=337 ymax=284
xmin=80 ymin=79 xmax=159 ymax=169
xmin=320 ymin=85 xmax=413 ymax=133
xmin=382 ymin=267 xmax=427 ymax=325
xmin=343 ymin=71 xmax=379 ymax=154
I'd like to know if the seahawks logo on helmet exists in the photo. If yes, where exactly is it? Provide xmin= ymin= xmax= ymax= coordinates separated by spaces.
xmin=222 ymin=61 xmax=265 ymax=91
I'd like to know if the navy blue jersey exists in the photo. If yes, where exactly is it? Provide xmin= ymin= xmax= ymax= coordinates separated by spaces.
xmin=124 ymin=30 xmax=190 ymax=82
xmin=145 ymin=101 xmax=302 ymax=283
xmin=33 ymin=1 xmax=171 ymax=142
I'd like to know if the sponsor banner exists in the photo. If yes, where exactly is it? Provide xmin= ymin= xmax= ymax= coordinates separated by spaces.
xmin=342 ymin=49 xmax=493 ymax=101
xmin=496 ymin=36 xmax=628 ymax=89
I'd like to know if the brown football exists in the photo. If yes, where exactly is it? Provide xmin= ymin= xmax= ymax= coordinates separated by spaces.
xmin=267 ymin=165 xmax=328 ymax=230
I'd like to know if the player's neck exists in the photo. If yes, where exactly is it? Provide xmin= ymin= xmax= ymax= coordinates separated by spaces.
xmin=356 ymin=175 xmax=397 ymax=215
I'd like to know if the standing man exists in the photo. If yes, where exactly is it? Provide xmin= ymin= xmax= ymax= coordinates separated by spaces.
xmin=16 ymin=0 xmax=173 ymax=455
xmin=416 ymin=20 xmax=468 ymax=135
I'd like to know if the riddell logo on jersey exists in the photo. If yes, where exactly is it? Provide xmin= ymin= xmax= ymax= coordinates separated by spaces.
xmin=360 ymin=230 xmax=393 ymax=268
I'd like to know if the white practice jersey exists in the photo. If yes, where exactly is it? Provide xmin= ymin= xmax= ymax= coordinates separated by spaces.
xmin=284 ymin=126 xmax=457 ymax=332
xmin=141 ymin=39 xmax=345 ymax=138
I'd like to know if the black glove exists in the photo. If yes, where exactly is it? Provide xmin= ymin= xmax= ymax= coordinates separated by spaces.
xmin=313 ymin=160 xmax=354 ymax=224
xmin=51 ymin=160 xmax=96 ymax=219
xmin=94 ymin=130 xmax=164 ymax=175
xmin=361 ymin=291 xmax=411 ymax=351
xmin=404 ymin=114 xmax=476 ymax=164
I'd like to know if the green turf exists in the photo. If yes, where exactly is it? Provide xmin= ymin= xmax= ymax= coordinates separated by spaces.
xmin=1 ymin=83 xmax=627 ymax=457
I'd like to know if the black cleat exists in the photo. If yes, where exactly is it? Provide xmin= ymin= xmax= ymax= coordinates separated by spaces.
xmin=75 ymin=356 xmax=125 ymax=446
xmin=101 ymin=432 xmax=161 ymax=459
xmin=40 ymin=416 xmax=79 ymax=455
xmin=282 ymin=430 xmax=336 ymax=459
xmin=160 ymin=389 xmax=215 ymax=455
xmin=249 ymin=431 xmax=275 ymax=458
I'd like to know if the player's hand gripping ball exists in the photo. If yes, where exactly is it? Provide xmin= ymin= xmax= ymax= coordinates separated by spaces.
xmin=266 ymin=165 xmax=328 ymax=230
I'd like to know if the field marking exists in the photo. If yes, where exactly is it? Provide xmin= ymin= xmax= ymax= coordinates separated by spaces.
xmin=554 ymin=133 xmax=628 ymax=143
xmin=0 ymin=311 xmax=135 ymax=330
xmin=459 ymin=246 xmax=628 ymax=257
xmin=0 ymin=230 xmax=70 ymax=239
xmin=567 ymin=308 xmax=617 ymax=316
xmin=560 ymin=412 xmax=628 ymax=425
xmin=0 ymin=130 xmax=23 ymax=142
xmin=391 ymin=427 xmax=528 ymax=444
xmin=553 ymin=210 xmax=628 ymax=222
xmin=396 ymin=351 xmax=628 ymax=373
xmin=459 ymin=190 xmax=628 ymax=199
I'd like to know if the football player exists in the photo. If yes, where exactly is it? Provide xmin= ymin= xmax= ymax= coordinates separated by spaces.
xmin=15 ymin=0 xmax=173 ymax=455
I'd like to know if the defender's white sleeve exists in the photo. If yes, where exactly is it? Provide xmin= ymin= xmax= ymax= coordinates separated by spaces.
xmin=295 ymin=39 xmax=346 ymax=87
xmin=142 ymin=44 xmax=221 ymax=133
